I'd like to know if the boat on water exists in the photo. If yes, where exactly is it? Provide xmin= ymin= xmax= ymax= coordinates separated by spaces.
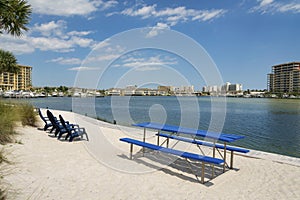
xmin=52 ymin=92 xmax=58 ymax=97
xmin=3 ymin=90 xmax=15 ymax=98
xmin=2 ymin=90 xmax=35 ymax=98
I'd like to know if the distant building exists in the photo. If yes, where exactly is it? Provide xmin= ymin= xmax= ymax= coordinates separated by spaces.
xmin=268 ymin=62 xmax=300 ymax=93
xmin=203 ymin=82 xmax=242 ymax=94
xmin=228 ymin=83 xmax=243 ymax=93
xmin=157 ymin=86 xmax=172 ymax=92
xmin=171 ymin=85 xmax=194 ymax=95
xmin=107 ymin=88 xmax=122 ymax=96
xmin=0 ymin=65 xmax=32 ymax=90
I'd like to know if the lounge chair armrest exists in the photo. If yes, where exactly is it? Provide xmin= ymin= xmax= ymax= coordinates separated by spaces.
xmin=71 ymin=124 xmax=79 ymax=128
xmin=78 ymin=127 xmax=86 ymax=132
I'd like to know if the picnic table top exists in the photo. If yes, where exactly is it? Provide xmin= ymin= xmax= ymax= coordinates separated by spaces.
xmin=133 ymin=122 xmax=245 ymax=143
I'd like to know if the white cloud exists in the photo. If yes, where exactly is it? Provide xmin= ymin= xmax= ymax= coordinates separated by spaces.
xmin=134 ymin=66 xmax=162 ymax=71
xmin=47 ymin=57 xmax=82 ymax=65
xmin=278 ymin=3 xmax=300 ymax=13
xmin=30 ymin=37 xmax=74 ymax=52
xmin=70 ymin=36 xmax=95 ymax=48
xmin=84 ymin=40 xmax=128 ymax=65
xmin=0 ymin=35 xmax=34 ymax=54
xmin=87 ymin=54 xmax=121 ymax=62
xmin=0 ymin=20 xmax=97 ymax=54
xmin=121 ymin=5 xmax=156 ymax=19
xmin=146 ymin=22 xmax=170 ymax=38
xmin=94 ymin=39 xmax=111 ymax=50
xmin=118 ymin=55 xmax=178 ymax=71
xmin=28 ymin=0 xmax=118 ymax=16
xmin=33 ymin=20 xmax=67 ymax=38
xmin=105 ymin=45 xmax=126 ymax=53
xmin=68 ymin=66 xmax=99 ymax=71
xmin=251 ymin=0 xmax=300 ymax=14
xmin=260 ymin=0 xmax=274 ymax=7
xmin=117 ymin=4 xmax=226 ymax=27
xmin=198 ymin=10 xmax=226 ymax=21
xmin=67 ymin=31 xmax=93 ymax=36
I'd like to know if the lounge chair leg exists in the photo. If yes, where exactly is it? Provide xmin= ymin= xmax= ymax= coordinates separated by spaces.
xmin=54 ymin=130 xmax=59 ymax=137
xmin=50 ymin=127 xmax=55 ymax=133
xmin=65 ymin=133 xmax=70 ymax=140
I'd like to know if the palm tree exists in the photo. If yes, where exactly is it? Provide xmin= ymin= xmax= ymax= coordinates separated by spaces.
xmin=0 ymin=49 xmax=19 ymax=74
xmin=0 ymin=1 xmax=31 ymax=73
xmin=0 ymin=0 xmax=32 ymax=36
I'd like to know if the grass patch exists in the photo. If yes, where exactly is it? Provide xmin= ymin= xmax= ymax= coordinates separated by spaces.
xmin=0 ymin=101 xmax=37 ymax=144
xmin=18 ymin=103 xmax=37 ymax=127
xmin=0 ymin=184 xmax=7 ymax=200
xmin=0 ymin=149 xmax=10 ymax=200
xmin=15 ymin=140 xmax=23 ymax=145
xmin=0 ymin=150 xmax=9 ymax=165
xmin=0 ymin=101 xmax=37 ymax=199
xmin=0 ymin=102 xmax=18 ymax=145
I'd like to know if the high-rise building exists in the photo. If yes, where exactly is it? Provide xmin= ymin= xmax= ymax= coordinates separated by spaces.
xmin=203 ymin=82 xmax=242 ymax=94
xmin=268 ymin=62 xmax=300 ymax=93
xmin=0 ymin=65 xmax=32 ymax=90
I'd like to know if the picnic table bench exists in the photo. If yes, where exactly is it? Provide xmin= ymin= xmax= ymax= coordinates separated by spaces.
xmin=157 ymin=133 xmax=249 ymax=169
xmin=120 ymin=137 xmax=224 ymax=184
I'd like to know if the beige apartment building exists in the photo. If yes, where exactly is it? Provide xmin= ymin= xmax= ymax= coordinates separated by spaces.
xmin=0 ymin=65 xmax=32 ymax=91
xmin=268 ymin=62 xmax=300 ymax=93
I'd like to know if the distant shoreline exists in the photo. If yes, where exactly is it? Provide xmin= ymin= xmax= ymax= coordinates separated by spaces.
xmin=1 ymin=94 xmax=300 ymax=99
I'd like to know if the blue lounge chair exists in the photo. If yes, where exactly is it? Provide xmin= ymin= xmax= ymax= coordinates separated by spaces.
xmin=46 ymin=110 xmax=70 ymax=137
xmin=59 ymin=115 xmax=88 ymax=142
xmin=37 ymin=108 xmax=53 ymax=131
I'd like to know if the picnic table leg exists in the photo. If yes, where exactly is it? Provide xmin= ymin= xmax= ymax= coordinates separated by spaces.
xmin=212 ymin=141 xmax=216 ymax=178
xmin=213 ymin=141 xmax=216 ymax=158
xmin=201 ymin=162 xmax=205 ymax=184
xmin=230 ymin=151 xmax=234 ymax=169
xmin=157 ymin=131 xmax=160 ymax=146
xmin=166 ymin=138 xmax=169 ymax=148
xmin=130 ymin=143 xmax=133 ymax=160
xmin=223 ymin=142 xmax=227 ymax=172
xmin=143 ymin=128 xmax=146 ymax=156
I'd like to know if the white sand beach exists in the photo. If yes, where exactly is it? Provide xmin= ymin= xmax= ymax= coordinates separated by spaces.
xmin=1 ymin=109 xmax=300 ymax=199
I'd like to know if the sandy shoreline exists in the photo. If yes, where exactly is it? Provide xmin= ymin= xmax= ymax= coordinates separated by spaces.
xmin=1 ymin=109 xmax=300 ymax=199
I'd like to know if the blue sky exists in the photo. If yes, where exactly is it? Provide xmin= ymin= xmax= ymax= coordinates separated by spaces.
xmin=0 ymin=0 xmax=299 ymax=90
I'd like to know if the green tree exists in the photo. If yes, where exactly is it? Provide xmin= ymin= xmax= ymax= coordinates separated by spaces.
xmin=0 ymin=49 xmax=19 ymax=73
xmin=43 ymin=87 xmax=52 ymax=94
xmin=0 ymin=0 xmax=32 ymax=36
xmin=58 ymin=86 xmax=69 ymax=93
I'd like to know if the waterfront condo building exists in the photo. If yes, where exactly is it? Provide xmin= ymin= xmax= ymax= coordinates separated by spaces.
xmin=0 ymin=65 xmax=32 ymax=91
xmin=267 ymin=62 xmax=300 ymax=93
xmin=203 ymin=82 xmax=242 ymax=94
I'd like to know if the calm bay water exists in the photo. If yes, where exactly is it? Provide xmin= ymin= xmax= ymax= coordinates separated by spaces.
xmin=7 ymin=96 xmax=300 ymax=158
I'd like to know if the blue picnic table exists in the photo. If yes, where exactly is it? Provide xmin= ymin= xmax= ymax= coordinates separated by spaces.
xmin=133 ymin=122 xmax=249 ymax=170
